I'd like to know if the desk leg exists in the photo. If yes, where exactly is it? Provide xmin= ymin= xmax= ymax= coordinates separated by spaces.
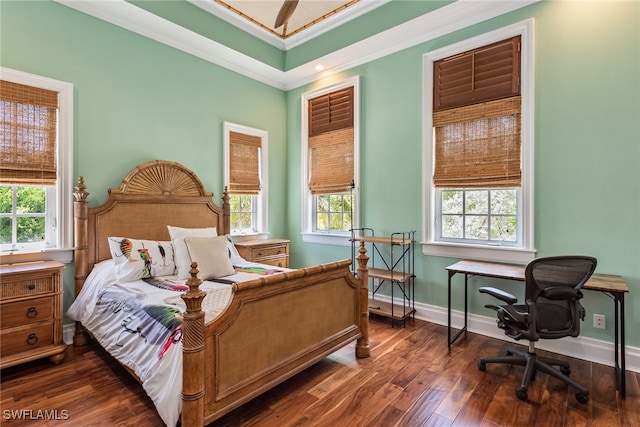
xmin=619 ymin=292 xmax=626 ymax=399
xmin=447 ymin=271 xmax=468 ymax=348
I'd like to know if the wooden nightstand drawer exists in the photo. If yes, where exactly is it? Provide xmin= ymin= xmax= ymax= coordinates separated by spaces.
xmin=248 ymin=244 xmax=288 ymax=259
xmin=0 ymin=321 xmax=54 ymax=357
xmin=1 ymin=296 xmax=54 ymax=328
xmin=235 ymin=239 xmax=290 ymax=268
xmin=1 ymin=275 xmax=56 ymax=300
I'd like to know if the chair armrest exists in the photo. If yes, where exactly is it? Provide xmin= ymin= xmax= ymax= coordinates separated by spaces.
xmin=479 ymin=287 xmax=517 ymax=304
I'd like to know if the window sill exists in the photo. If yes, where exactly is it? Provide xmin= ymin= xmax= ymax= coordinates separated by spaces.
xmin=421 ymin=241 xmax=536 ymax=264
xmin=301 ymin=232 xmax=351 ymax=247
xmin=0 ymin=248 xmax=73 ymax=265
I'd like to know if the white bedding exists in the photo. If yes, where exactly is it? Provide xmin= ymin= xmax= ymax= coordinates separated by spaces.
xmin=66 ymin=259 xmax=288 ymax=426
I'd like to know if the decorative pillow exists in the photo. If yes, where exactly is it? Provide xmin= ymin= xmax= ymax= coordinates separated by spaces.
xmin=225 ymin=234 xmax=245 ymax=265
xmin=107 ymin=237 xmax=175 ymax=282
xmin=167 ymin=225 xmax=217 ymax=279
xmin=184 ymin=236 xmax=235 ymax=280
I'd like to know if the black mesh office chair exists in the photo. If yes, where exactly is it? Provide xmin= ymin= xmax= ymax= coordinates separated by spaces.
xmin=477 ymin=256 xmax=597 ymax=403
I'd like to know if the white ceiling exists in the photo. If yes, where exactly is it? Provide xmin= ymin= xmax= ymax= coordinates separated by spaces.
xmin=54 ymin=0 xmax=539 ymax=90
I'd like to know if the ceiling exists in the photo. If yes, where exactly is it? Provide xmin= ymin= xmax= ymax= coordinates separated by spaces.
xmin=212 ymin=0 xmax=364 ymax=40
xmin=54 ymin=0 xmax=539 ymax=90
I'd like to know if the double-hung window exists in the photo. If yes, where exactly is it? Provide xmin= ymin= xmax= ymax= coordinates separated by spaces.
xmin=224 ymin=122 xmax=268 ymax=236
xmin=0 ymin=68 xmax=73 ymax=263
xmin=301 ymin=77 xmax=359 ymax=246
xmin=423 ymin=22 xmax=535 ymax=263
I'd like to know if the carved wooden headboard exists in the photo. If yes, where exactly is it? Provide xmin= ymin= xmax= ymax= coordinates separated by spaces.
xmin=73 ymin=160 xmax=229 ymax=294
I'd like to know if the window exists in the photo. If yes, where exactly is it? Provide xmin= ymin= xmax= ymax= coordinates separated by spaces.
xmin=223 ymin=122 xmax=268 ymax=236
xmin=0 ymin=67 xmax=73 ymax=263
xmin=301 ymin=77 xmax=360 ymax=246
xmin=423 ymin=21 xmax=535 ymax=263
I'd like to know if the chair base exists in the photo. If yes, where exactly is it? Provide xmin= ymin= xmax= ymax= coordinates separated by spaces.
xmin=478 ymin=346 xmax=589 ymax=403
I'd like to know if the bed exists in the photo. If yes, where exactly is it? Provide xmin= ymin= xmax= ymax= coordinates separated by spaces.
xmin=69 ymin=160 xmax=370 ymax=426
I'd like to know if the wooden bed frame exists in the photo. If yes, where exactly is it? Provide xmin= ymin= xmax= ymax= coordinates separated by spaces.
xmin=72 ymin=160 xmax=370 ymax=426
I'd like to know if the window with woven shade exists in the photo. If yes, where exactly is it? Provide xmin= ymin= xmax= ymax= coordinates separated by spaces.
xmin=302 ymin=77 xmax=359 ymax=243
xmin=308 ymin=86 xmax=354 ymax=195
xmin=1 ymin=80 xmax=59 ymax=186
xmin=423 ymin=24 xmax=535 ymax=264
xmin=0 ymin=67 xmax=74 ymax=261
xmin=224 ymin=122 xmax=268 ymax=235
xmin=229 ymin=130 xmax=261 ymax=195
xmin=433 ymin=36 xmax=521 ymax=189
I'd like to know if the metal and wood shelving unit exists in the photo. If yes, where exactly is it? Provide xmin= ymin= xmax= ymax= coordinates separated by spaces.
xmin=351 ymin=228 xmax=415 ymax=326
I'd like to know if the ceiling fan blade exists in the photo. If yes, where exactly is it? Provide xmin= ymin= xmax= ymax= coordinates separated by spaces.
xmin=274 ymin=0 xmax=299 ymax=29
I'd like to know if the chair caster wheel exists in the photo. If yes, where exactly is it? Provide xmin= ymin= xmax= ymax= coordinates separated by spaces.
xmin=575 ymin=392 xmax=589 ymax=404
xmin=560 ymin=366 xmax=571 ymax=375
xmin=515 ymin=388 xmax=528 ymax=401
xmin=478 ymin=361 xmax=486 ymax=371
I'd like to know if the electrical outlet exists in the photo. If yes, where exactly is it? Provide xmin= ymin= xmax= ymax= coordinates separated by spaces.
xmin=593 ymin=314 xmax=605 ymax=329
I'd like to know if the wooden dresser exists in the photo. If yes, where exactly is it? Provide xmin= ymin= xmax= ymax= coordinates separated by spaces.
xmin=235 ymin=239 xmax=289 ymax=268
xmin=0 ymin=261 xmax=67 ymax=368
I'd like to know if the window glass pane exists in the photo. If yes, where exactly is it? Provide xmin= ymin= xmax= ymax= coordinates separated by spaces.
xmin=442 ymin=215 xmax=463 ymax=238
xmin=0 ymin=217 xmax=11 ymax=244
xmin=17 ymin=216 xmax=45 ymax=243
xmin=490 ymin=189 xmax=517 ymax=215
xmin=17 ymin=187 xmax=45 ymax=213
xmin=465 ymin=215 xmax=488 ymax=240
xmin=465 ymin=190 xmax=487 ymax=214
xmin=0 ymin=186 xmax=11 ymax=213
xmin=491 ymin=216 xmax=517 ymax=241
xmin=442 ymin=190 xmax=463 ymax=214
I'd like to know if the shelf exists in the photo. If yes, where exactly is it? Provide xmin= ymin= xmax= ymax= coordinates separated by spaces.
xmin=368 ymin=267 xmax=414 ymax=283
xmin=368 ymin=300 xmax=416 ymax=321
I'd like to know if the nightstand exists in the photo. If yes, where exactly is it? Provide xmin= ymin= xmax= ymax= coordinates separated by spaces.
xmin=1 ymin=261 xmax=67 ymax=368
xmin=235 ymin=239 xmax=289 ymax=268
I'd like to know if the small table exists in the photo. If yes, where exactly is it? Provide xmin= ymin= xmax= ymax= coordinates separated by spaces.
xmin=446 ymin=259 xmax=629 ymax=399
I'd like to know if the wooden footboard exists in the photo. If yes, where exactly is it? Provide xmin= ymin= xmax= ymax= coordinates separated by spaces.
xmin=72 ymin=160 xmax=370 ymax=427
xmin=182 ymin=245 xmax=370 ymax=427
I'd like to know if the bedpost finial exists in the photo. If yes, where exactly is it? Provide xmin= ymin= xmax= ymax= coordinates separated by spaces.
xmin=182 ymin=262 xmax=205 ymax=313
xmin=73 ymin=176 xmax=89 ymax=202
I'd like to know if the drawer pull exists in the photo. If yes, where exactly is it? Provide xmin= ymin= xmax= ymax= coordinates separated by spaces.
xmin=27 ymin=333 xmax=39 ymax=345
xmin=26 ymin=306 xmax=39 ymax=318
xmin=28 ymin=283 xmax=36 ymax=291
xmin=257 ymin=251 xmax=263 ymax=256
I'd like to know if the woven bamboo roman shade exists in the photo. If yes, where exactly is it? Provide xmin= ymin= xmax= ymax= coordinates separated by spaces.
xmin=308 ymin=87 xmax=354 ymax=194
xmin=229 ymin=130 xmax=261 ymax=194
xmin=433 ymin=36 xmax=521 ymax=188
xmin=1 ymin=80 xmax=59 ymax=186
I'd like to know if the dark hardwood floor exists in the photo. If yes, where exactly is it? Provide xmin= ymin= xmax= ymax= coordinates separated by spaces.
xmin=1 ymin=316 xmax=638 ymax=426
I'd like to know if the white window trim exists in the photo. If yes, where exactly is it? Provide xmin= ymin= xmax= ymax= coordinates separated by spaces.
xmin=0 ymin=67 xmax=74 ymax=264
xmin=421 ymin=20 xmax=536 ymax=264
xmin=300 ymin=76 xmax=360 ymax=247
xmin=223 ymin=121 xmax=268 ymax=239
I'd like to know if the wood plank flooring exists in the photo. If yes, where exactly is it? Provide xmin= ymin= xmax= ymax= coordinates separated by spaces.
xmin=1 ymin=317 xmax=638 ymax=426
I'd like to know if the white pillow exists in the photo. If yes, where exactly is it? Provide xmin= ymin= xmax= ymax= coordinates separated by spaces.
xmin=107 ymin=237 xmax=175 ymax=282
xmin=184 ymin=236 xmax=236 ymax=280
xmin=167 ymin=225 xmax=217 ymax=279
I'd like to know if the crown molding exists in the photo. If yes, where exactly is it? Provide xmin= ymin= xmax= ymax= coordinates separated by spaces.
xmin=54 ymin=0 xmax=539 ymax=91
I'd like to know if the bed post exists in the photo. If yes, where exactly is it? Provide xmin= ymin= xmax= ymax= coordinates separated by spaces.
xmin=222 ymin=186 xmax=231 ymax=236
xmin=181 ymin=262 xmax=206 ymax=427
xmin=355 ymin=241 xmax=370 ymax=358
xmin=72 ymin=177 xmax=90 ymax=346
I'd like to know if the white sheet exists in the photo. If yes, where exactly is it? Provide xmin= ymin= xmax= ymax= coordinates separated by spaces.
xmin=66 ymin=259 xmax=288 ymax=426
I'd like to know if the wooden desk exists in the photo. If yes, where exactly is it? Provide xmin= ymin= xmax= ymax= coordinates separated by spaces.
xmin=446 ymin=259 xmax=629 ymax=399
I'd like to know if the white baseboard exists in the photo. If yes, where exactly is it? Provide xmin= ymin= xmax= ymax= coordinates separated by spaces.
xmin=371 ymin=295 xmax=640 ymax=373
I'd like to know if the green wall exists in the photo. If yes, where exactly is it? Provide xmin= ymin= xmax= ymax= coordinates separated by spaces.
xmin=285 ymin=1 xmax=640 ymax=347
xmin=0 ymin=0 xmax=287 ymax=315
xmin=1 ymin=0 xmax=638 ymax=348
